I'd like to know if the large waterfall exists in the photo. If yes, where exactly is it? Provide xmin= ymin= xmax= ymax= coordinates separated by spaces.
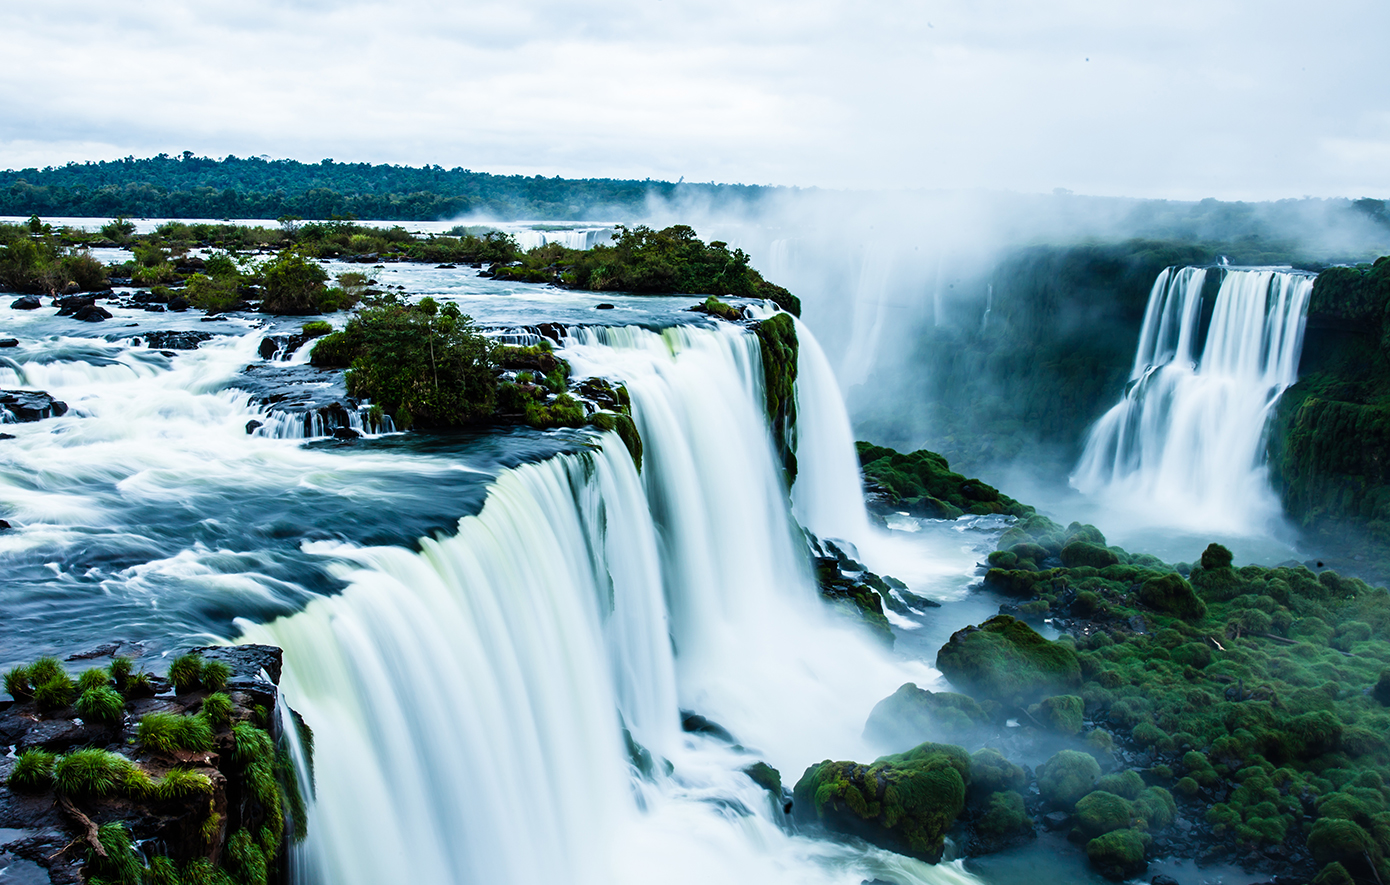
xmin=1071 ymin=267 xmax=1314 ymax=533
xmin=241 ymin=323 xmax=969 ymax=885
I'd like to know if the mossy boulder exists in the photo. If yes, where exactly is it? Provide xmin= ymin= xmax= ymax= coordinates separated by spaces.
xmin=864 ymin=683 xmax=990 ymax=748
xmin=1307 ymin=817 xmax=1380 ymax=866
xmin=1086 ymin=828 xmax=1150 ymax=880
xmin=1074 ymin=790 xmax=1135 ymax=838
xmin=977 ymin=790 xmax=1033 ymax=839
xmin=856 ymin=442 xmax=1033 ymax=519
xmin=792 ymin=741 xmax=971 ymax=862
xmin=1313 ymin=862 xmax=1356 ymax=885
xmin=743 ymin=762 xmax=782 ymax=796
xmin=1137 ymin=572 xmax=1207 ymax=621
xmin=1030 ymin=694 xmax=1084 ymax=735
xmin=755 ymin=313 xmax=798 ymax=485
xmin=969 ymin=748 xmax=1027 ymax=799
xmin=1095 ymin=770 xmax=1144 ymax=801
xmin=1037 ymin=749 xmax=1101 ymax=808
xmin=1061 ymin=541 xmax=1120 ymax=569
xmin=1134 ymin=787 xmax=1176 ymax=831
xmin=936 ymin=615 xmax=1082 ymax=704
xmin=1374 ymin=669 xmax=1390 ymax=706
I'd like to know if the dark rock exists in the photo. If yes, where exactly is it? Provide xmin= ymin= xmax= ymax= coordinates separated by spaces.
xmin=193 ymin=644 xmax=283 ymax=684
xmin=0 ymin=435 xmax=12 ymax=442
xmin=0 ymin=338 xmax=17 ymax=347
xmin=0 ymin=390 xmax=69 ymax=422
xmin=245 ymin=420 xmax=263 ymax=434
xmin=137 ymin=330 xmax=215 ymax=350
xmin=10 ymin=295 xmax=41 ymax=310
xmin=1044 ymin=810 xmax=1072 ymax=830
xmin=72 ymin=304 xmax=112 ymax=322
xmin=54 ymin=295 xmax=95 ymax=316
xmin=596 ymin=303 xmax=616 ymax=309
xmin=66 ymin=643 xmax=122 ymax=661
xmin=1152 ymin=875 xmax=1179 ymax=885
xmin=0 ymin=519 xmax=11 ymax=529
xmin=680 ymin=711 xmax=736 ymax=743
xmin=167 ymin=297 xmax=189 ymax=311
xmin=331 ymin=426 xmax=361 ymax=440
xmin=436 ymin=263 xmax=456 ymax=269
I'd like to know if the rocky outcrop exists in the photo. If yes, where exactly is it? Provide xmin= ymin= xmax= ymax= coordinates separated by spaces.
xmin=0 ymin=390 xmax=69 ymax=422
xmin=0 ymin=645 xmax=305 ymax=885
xmin=935 ymin=615 xmax=1081 ymax=704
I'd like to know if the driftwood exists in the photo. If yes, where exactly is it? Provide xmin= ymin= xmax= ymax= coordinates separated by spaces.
xmin=56 ymin=794 xmax=106 ymax=859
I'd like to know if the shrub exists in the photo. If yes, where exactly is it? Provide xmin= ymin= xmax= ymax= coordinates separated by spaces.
xmin=4 ymin=666 xmax=32 ymax=699
xmin=301 ymin=320 xmax=332 ymax=338
xmin=7 ymin=748 xmax=57 ymax=791
xmin=1307 ymin=817 xmax=1378 ymax=866
xmin=978 ymin=790 xmax=1032 ymax=837
xmin=260 ymin=250 xmax=332 ymax=314
xmin=1086 ymin=828 xmax=1150 ymax=880
xmin=1096 ymin=770 xmax=1144 ymax=800
xmin=87 ymin=822 xmax=143 ymax=885
xmin=1135 ymin=787 xmax=1176 ymax=830
xmin=109 ymin=656 xmax=134 ymax=688
xmin=27 ymin=657 xmax=64 ymax=685
xmin=233 ymin=721 xmax=274 ymax=765
xmin=184 ymin=273 xmax=241 ymax=313
xmin=139 ymin=712 xmax=215 ymax=753
xmin=54 ymin=748 xmax=133 ymax=796
xmin=1138 ymin=573 xmax=1207 ymax=620
xmin=33 ymin=672 xmax=75 ymax=711
xmin=74 ymin=686 xmax=125 ymax=724
xmin=167 ymin=654 xmax=205 ymax=693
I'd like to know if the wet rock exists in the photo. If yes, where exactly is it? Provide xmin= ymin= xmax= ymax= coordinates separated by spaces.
xmin=0 ymin=338 xmax=17 ymax=347
xmin=167 ymin=297 xmax=189 ymax=311
xmin=194 ymin=644 xmax=283 ymax=684
xmin=72 ymin=304 xmax=112 ymax=322
xmin=331 ymin=426 xmax=361 ymax=440
xmin=0 ymin=390 xmax=69 ymax=422
xmin=54 ymin=295 xmax=95 ymax=316
xmin=137 ymin=330 xmax=215 ymax=350
xmin=680 ymin=711 xmax=735 ymax=743
xmin=596 ymin=303 xmax=616 ymax=309
xmin=0 ymin=519 xmax=11 ymax=528
xmin=245 ymin=419 xmax=263 ymax=434
xmin=10 ymin=295 xmax=42 ymax=310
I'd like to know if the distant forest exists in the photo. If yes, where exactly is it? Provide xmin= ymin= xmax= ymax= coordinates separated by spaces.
xmin=0 ymin=153 xmax=780 ymax=221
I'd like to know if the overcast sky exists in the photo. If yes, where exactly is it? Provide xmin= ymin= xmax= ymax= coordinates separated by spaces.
xmin=2 ymin=0 xmax=1386 ymax=200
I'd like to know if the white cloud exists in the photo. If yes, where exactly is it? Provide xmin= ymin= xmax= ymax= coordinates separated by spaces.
xmin=0 ymin=0 xmax=1387 ymax=198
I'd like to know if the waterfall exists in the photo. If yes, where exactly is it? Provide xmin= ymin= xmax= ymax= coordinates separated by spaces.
xmin=1071 ymin=267 xmax=1314 ymax=532
xmin=239 ymin=323 xmax=962 ymax=885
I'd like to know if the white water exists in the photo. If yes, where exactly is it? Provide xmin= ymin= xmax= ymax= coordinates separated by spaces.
xmin=1071 ymin=267 xmax=1314 ymax=534
xmin=241 ymin=322 xmax=981 ymax=885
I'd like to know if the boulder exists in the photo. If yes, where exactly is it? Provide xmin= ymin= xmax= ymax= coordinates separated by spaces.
xmin=864 ymin=683 xmax=990 ymax=748
xmin=1074 ymin=790 xmax=1134 ymax=838
xmin=1030 ymin=694 xmax=1084 ymax=735
xmin=1137 ymin=573 xmax=1206 ymax=620
xmin=10 ymin=295 xmax=42 ymax=309
xmin=54 ymin=295 xmax=95 ymax=316
xmin=1086 ymin=828 xmax=1150 ymax=880
xmin=792 ymin=741 xmax=971 ymax=862
xmin=0 ymin=390 xmax=69 ymax=422
xmin=1037 ymin=749 xmax=1101 ymax=808
xmin=0 ymin=338 xmax=17 ymax=347
xmin=935 ymin=615 xmax=1081 ymax=704
xmin=72 ymin=304 xmax=112 ymax=322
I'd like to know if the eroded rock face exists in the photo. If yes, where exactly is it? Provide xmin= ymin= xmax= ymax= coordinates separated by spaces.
xmin=0 ymin=390 xmax=69 ymax=422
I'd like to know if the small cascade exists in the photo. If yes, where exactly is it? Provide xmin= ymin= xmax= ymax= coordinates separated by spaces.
xmin=242 ymin=322 xmax=948 ymax=885
xmin=1071 ymin=267 xmax=1314 ymax=532
xmin=249 ymin=404 xmax=395 ymax=440
xmin=511 ymin=226 xmax=616 ymax=251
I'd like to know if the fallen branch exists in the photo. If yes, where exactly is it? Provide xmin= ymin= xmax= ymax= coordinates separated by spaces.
xmin=1208 ymin=636 xmax=1226 ymax=651
xmin=57 ymin=794 xmax=106 ymax=859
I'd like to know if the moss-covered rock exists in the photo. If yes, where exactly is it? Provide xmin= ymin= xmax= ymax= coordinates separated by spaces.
xmin=1037 ymin=749 xmax=1101 ymax=808
xmin=1061 ymin=541 xmax=1120 ymax=569
xmin=977 ymin=790 xmax=1033 ymax=839
xmin=1134 ymin=786 xmax=1176 ymax=831
xmin=1085 ymin=828 xmax=1150 ymax=880
xmin=756 ymin=314 xmax=797 ymax=485
xmin=791 ymin=741 xmax=970 ymax=862
xmin=856 ymin=442 xmax=1034 ymax=520
xmin=1138 ymin=572 xmax=1207 ymax=621
xmin=743 ymin=761 xmax=782 ymax=796
xmin=969 ymin=748 xmax=1027 ymax=798
xmin=1095 ymin=770 xmax=1144 ymax=801
xmin=936 ymin=615 xmax=1082 ymax=704
xmin=864 ymin=683 xmax=989 ymax=748
xmin=1074 ymin=790 xmax=1134 ymax=838
xmin=1307 ymin=817 xmax=1380 ymax=866
xmin=1031 ymin=694 xmax=1085 ymax=735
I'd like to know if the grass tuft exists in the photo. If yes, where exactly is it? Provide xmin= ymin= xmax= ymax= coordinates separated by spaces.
xmin=167 ymin=654 xmax=205 ymax=694
xmin=138 ymin=711 xmax=214 ymax=753
xmin=200 ymin=660 xmax=231 ymax=692
xmin=54 ymin=748 xmax=133 ymax=797
xmin=74 ymin=685 xmax=126 ymax=724
xmin=6 ymin=748 xmax=57 ymax=792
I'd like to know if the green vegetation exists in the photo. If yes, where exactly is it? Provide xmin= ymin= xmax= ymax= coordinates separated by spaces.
xmin=7 ymin=748 xmax=57 ymax=791
xmin=54 ymin=748 xmax=135 ymax=797
xmin=743 ymin=761 xmax=783 ymax=796
xmin=201 ymin=660 xmax=232 ymax=691
xmin=1085 ymin=828 xmax=1150 ymax=880
xmin=935 ymin=615 xmax=1082 ymax=704
xmin=1037 ymin=749 xmax=1101 ymax=808
xmin=0 ymin=220 xmax=108 ymax=294
xmin=857 ymin=442 xmax=1034 ymax=520
xmin=168 ymin=653 xmax=207 ymax=694
xmin=792 ymin=741 xmax=971 ymax=862
xmin=756 ymin=313 xmax=798 ymax=483
xmin=202 ymin=691 xmax=234 ymax=727
xmin=75 ymin=685 xmax=126 ymax=724
xmin=864 ymin=682 xmax=990 ymax=745
xmin=138 ymin=711 xmax=215 ymax=753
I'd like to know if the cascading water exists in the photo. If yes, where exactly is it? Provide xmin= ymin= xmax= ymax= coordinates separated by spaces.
xmin=1071 ymin=267 xmax=1314 ymax=533
xmin=240 ymin=322 xmax=983 ymax=885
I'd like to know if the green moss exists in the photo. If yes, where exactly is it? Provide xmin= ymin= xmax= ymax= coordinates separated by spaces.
xmin=743 ymin=761 xmax=782 ymax=795
xmin=1085 ymin=828 xmax=1150 ymax=880
xmin=969 ymin=748 xmax=1027 ymax=797
xmin=1135 ymin=786 xmax=1176 ymax=830
xmin=756 ymin=313 xmax=797 ymax=485
xmin=590 ymin=411 xmax=643 ymax=472
xmin=857 ymin=441 xmax=1033 ymax=520
xmin=864 ymin=683 xmax=989 ymax=745
xmin=791 ymin=741 xmax=970 ymax=862
xmin=1313 ymin=862 xmax=1356 ymax=885
xmin=936 ymin=615 xmax=1082 ymax=704
xmin=978 ymin=790 xmax=1033 ymax=838
xmin=1095 ymin=770 xmax=1144 ymax=800
xmin=1032 ymin=694 xmax=1085 ymax=735
xmin=1075 ymin=790 xmax=1134 ymax=837
xmin=1061 ymin=541 xmax=1120 ymax=569
xmin=1139 ymin=573 xmax=1207 ymax=621
xmin=1037 ymin=749 xmax=1101 ymax=808
xmin=1308 ymin=817 xmax=1380 ymax=866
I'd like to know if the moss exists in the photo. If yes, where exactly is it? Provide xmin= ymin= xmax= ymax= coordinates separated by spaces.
xmin=6 ymin=748 xmax=57 ymax=791
xmin=1086 ymin=828 xmax=1150 ymax=880
xmin=1037 ymin=749 xmax=1101 ymax=808
xmin=1075 ymin=790 xmax=1134 ymax=837
xmin=864 ymin=683 xmax=989 ymax=745
xmin=1061 ymin=541 xmax=1120 ymax=569
xmin=1139 ymin=573 xmax=1207 ymax=621
xmin=756 ymin=313 xmax=797 ymax=485
xmin=1095 ymin=770 xmax=1144 ymax=800
xmin=1374 ymin=669 xmax=1390 ymax=706
xmin=590 ymin=412 xmax=643 ymax=472
xmin=936 ymin=615 xmax=1082 ymax=704
xmin=857 ymin=441 xmax=1033 ymax=520
xmin=1135 ymin=786 xmax=1176 ymax=830
xmin=792 ymin=741 xmax=970 ymax=862
xmin=1308 ymin=817 xmax=1380 ymax=866
xmin=969 ymin=748 xmax=1027 ymax=797
xmin=743 ymin=761 xmax=782 ymax=795
xmin=1032 ymin=694 xmax=1084 ymax=735
xmin=1313 ymin=862 xmax=1356 ymax=885
xmin=978 ymin=790 xmax=1033 ymax=838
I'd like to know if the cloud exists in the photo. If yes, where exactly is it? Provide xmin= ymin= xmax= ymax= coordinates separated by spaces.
xmin=1 ymin=0 xmax=1387 ymax=198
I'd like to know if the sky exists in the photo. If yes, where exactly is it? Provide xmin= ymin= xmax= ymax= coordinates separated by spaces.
xmin=2 ymin=0 xmax=1387 ymax=200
